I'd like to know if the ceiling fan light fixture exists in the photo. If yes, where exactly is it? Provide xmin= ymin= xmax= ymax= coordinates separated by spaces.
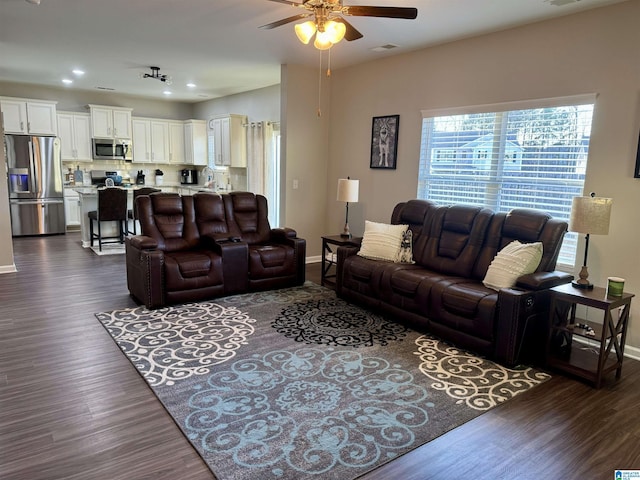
xmin=295 ymin=21 xmax=317 ymax=44
xmin=313 ymin=30 xmax=333 ymax=50
xmin=325 ymin=20 xmax=346 ymax=44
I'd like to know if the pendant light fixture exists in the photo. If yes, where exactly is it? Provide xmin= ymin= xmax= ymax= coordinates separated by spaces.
xmin=295 ymin=18 xmax=346 ymax=50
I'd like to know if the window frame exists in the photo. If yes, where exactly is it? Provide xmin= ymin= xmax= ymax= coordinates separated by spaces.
xmin=418 ymin=94 xmax=597 ymax=269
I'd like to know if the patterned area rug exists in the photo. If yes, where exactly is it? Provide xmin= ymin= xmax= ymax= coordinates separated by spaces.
xmin=96 ymin=282 xmax=550 ymax=480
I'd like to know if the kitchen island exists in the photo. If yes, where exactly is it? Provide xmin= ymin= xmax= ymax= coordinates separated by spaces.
xmin=74 ymin=185 xmax=227 ymax=247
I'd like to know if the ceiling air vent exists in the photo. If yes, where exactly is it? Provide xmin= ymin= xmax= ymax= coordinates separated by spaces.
xmin=371 ymin=44 xmax=399 ymax=52
xmin=546 ymin=0 xmax=581 ymax=6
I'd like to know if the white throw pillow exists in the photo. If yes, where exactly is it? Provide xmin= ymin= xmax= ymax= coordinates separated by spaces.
xmin=483 ymin=240 xmax=543 ymax=291
xmin=358 ymin=221 xmax=409 ymax=262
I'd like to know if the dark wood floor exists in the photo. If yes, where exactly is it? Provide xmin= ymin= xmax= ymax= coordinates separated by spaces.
xmin=1 ymin=233 xmax=639 ymax=480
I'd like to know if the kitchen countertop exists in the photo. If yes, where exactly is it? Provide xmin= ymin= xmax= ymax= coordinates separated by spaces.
xmin=71 ymin=184 xmax=231 ymax=196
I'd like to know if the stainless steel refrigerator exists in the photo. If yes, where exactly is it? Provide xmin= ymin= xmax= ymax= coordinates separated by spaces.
xmin=5 ymin=135 xmax=65 ymax=236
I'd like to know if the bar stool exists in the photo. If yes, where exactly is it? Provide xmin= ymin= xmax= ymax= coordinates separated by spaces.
xmin=127 ymin=187 xmax=161 ymax=235
xmin=88 ymin=187 xmax=128 ymax=251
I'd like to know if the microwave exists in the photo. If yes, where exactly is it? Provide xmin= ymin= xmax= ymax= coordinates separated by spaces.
xmin=92 ymin=138 xmax=132 ymax=161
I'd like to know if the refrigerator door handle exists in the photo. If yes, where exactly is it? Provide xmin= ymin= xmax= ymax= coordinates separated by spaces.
xmin=28 ymin=139 xmax=38 ymax=194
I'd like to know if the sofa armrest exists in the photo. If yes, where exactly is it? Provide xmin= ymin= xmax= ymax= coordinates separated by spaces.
xmin=516 ymin=271 xmax=573 ymax=290
xmin=495 ymin=284 xmax=563 ymax=367
xmin=125 ymin=237 xmax=165 ymax=309
xmin=271 ymin=227 xmax=297 ymax=240
xmin=128 ymin=235 xmax=158 ymax=250
xmin=207 ymin=237 xmax=249 ymax=295
xmin=335 ymin=245 xmax=360 ymax=294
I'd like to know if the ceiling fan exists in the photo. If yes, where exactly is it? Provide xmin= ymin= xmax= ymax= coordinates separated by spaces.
xmin=260 ymin=0 xmax=418 ymax=49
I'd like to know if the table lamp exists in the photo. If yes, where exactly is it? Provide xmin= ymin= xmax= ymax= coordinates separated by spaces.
xmin=569 ymin=192 xmax=612 ymax=289
xmin=337 ymin=177 xmax=359 ymax=237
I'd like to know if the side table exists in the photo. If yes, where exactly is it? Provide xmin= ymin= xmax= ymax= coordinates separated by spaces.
xmin=321 ymin=235 xmax=362 ymax=290
xmin=546 ymin=282 xmax=634 ymax=388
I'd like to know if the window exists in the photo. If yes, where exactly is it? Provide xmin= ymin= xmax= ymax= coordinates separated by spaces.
xmin=418 ymin=96 xmax=595 ymax=266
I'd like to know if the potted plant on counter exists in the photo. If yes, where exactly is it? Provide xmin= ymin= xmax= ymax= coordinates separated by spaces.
xmin=155 ymin=169 xmax=164 ymax=186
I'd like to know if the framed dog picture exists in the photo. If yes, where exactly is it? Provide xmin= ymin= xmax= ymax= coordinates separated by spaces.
xmin=370 ymin=115 xmax=399 ymax=169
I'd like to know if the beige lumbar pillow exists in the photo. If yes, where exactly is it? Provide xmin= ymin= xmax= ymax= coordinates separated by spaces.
xmin=483 ymin=240 xmax=543 ymax=291
xmin=358 ymin=220 xmax=410 ymax=262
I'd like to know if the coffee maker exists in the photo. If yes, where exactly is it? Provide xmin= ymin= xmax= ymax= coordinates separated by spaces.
xmin=181 ymin=169 xmax=198 ymax=185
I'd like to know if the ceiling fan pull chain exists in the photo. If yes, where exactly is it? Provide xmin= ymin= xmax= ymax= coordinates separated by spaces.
xmin=317 ymin=49 xmax=323 ymax=117
xmin=327 ymin=47 xmax=332 ymax=77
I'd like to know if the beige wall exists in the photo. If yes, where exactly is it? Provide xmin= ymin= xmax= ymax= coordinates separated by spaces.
xmin=192 ymin=84 xmax=280 ymax=122
xmin=281 ymin=64 xmax=330 ymax=255
xmin=0 ymin=82 xmax=194 ymax=119
xmin=326 ymin=0 xmax=640 ymax=348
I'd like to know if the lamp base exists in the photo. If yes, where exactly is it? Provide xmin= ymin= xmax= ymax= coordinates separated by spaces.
xmin=341 ymin=222 xmax=351 ymax=238
xmin=571 ymin=280 xmax=594 ymax=289
xmin=571 ymin=265 xmax=593 ymax=289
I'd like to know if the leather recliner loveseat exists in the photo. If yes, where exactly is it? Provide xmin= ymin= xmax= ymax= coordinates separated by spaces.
xmin=125 ymin=191 xmax=306 ymax=309
xmin=336 ymin=200 xmax=573 ymax=366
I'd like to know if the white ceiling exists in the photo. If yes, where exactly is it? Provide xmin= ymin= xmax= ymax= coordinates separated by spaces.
xmin=0 ymin=0 xmax=628 ymax=103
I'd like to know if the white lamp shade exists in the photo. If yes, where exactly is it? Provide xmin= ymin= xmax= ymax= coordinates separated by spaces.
xmin=569 ymin=195 xmax=612 ymax=235
xmin=337 ymin=178 xmax=359 ymax=203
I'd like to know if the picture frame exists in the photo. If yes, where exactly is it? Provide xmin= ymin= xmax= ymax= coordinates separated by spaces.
xmin=370 ymin=114 xmax=399 ymax=170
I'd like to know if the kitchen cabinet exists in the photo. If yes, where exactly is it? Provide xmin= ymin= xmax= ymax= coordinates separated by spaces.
xmin=0 ymin=97 xmax=58 ymax=135
xmin=168 ymin=121 xmax=185 ymax=165
xmin=210 ymin=114 xmax=247 ymax=167
xmin=132 ymin=117 xmax=169 ymax=164
xmin=184 ymin=120 xmax=207 ymax=166
xmin=88 ymin=105 xmax=132 ymax=139
xmin=57 ymin=112 xmax=92 ymax=162
xmin=64 ymin=188 xmax=81 ymax=229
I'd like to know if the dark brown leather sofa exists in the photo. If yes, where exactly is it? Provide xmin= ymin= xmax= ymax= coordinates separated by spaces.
xmin=126 ymin=191 xmax=306 ymax=309
xmin=336 ymin=200 xmax=573 ymax=366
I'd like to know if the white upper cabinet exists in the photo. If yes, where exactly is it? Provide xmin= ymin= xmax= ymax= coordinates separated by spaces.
xmin=132 ymin=117 xmax=169 ymax=164
xmin=57 ymin=112 xmax=92 ymax=162
xmin=184 ymin=120 xmax=207 ymax=166
xmin=132 ymin=119 xmax=151 ymax=163
xmin=0 ymin=97 xmax=57 ymax=135
xmin=210 ymin=114 xmax=246 ymax=168
xmin=168 ymin=121 xmax=185 ymax=165
xmin=89 ymin=105 xmax=132 ymax=139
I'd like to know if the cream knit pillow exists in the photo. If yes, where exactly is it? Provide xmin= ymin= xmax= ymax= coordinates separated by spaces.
xmin=483 ymin=241 xmax=543 ymax=291
xmin=358 ymin=221 xmax=409 ymax=262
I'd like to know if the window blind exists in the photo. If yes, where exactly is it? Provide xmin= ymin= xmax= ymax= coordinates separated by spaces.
xmin=418 ymin=97 xmax=595 ymax=266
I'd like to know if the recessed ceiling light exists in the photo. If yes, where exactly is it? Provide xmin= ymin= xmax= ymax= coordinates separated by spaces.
xmin=72 ymin=69 xmax=85 ymax=76
xmin=186 ymin=83 xmax=196 ymax=88
xmin=62 ymin=78 xmax=73 ymax=85
xmin=163 ymin=90 xmax=172 ymax=95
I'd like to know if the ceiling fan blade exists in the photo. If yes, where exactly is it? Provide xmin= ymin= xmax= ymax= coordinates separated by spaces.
xmin=336 ymin=18 xmax=363 ymax=41
xmin=259 ymin=13 xmax=311 ymax=29
xmin=343 ymin=6 xmax=418 ymax=19
xmin=264 ymin=0 xmax=305 ymax=6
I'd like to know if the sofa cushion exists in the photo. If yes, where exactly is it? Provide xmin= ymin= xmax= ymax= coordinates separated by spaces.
xmin=358 ymin=221 xmax=409 ymax=262
xmin=483 ymin=241 xmax=543 ymax=291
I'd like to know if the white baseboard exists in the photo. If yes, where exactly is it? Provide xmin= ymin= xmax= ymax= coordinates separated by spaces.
xmin=306 ymin=256 xmax=321 ymax=264
xmin=572 ymin=336 xmax=640 ymax=361
xmin=0 ymin=264 xmax=17 ymax=274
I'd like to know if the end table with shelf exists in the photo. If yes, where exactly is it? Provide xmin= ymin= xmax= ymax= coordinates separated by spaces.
xmin=546 ymin=282 xmax=634 ymax=388
xmin=321 ymin=235 xmax=362 ymax=290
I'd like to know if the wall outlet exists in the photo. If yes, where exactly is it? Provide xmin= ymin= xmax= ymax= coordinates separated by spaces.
xmin=292 ymin=179 xmax=299 ymax=190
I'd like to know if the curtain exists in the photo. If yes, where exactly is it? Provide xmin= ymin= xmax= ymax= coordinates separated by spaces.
xmin=246 ymin=122 xmax=266 ymax=195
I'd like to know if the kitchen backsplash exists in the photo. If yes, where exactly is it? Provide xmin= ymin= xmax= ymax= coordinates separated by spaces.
xmin=62 ymin=160 xmax=247 ymax=190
